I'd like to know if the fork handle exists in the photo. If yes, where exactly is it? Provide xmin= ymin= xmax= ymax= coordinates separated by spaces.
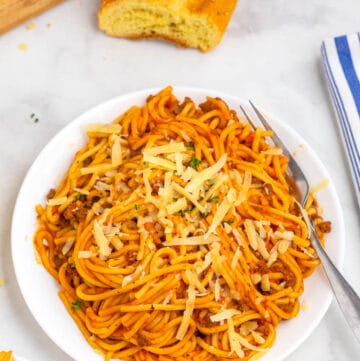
xmin=310 ymin=224 xmax=360 ymax=343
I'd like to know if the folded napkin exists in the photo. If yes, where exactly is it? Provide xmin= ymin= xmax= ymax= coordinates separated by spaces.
xmin=321 ymin=33 xmax=360 ymax=207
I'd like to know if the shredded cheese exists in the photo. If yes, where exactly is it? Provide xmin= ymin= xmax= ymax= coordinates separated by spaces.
xmin=80 ymin=164 xmax=116 ymax=175
xmin=61 ymin=237 xmax=75 ymax=255
xmin=175 ymin=153 xmax=184 ymax=175
xmin=93 ymin=220 xmax=112 ymax=258
xmin=210 ymin=309 xmax=242 ymax=322
xmin=143 ymin=142 xmax=185 ymax=156
xmin=228 ymin=318 xmax=245 ymax=358
xmin=111 ymin=135 xmax=122 ymax=166
xmin=163 ymin=234 xmax=218 ymax=246
xmin=78 ymin=250 xmax=96 ymax=259
xmin=185 ymin=154 xmax=227 ymax=194
xmin=232 ymin=228 xmax=244 ymax=246
xmin=47 ymin=196 xmax=67 ymax=206
xmin=231 ymin=247 xmax=241 ymax=269
xmin=143 ymin=155 xmax=177 ymax=171
xmin=205 ymin=198 xmax=231 ymax=239
xmin=176 ymin=285 xmax=195 ymax=340
xmin=143 ymin=168 xmax=152 ymax=201
xmin=166 ymin=197 xmax=187 ymax=215
xmin=172 ymin=182 xmax=207 ymax=214
xmin=244 ymin=220 xmax=259 ymax=251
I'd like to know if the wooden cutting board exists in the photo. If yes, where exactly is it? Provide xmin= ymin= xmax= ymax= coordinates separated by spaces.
xmin=0 ymin=0 xmax=63 ymax=35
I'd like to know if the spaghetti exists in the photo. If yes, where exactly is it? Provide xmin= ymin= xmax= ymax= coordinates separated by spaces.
xmin=34 ymin=87 xmax=331 ymax=361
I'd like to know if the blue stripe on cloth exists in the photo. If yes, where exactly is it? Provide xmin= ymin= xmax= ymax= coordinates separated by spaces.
xmin=321 ymin=43 xmax=360 ymax=192
xmin=322 ymin=43 xmax=360 ymax=177
xmin=334 ymin=35 xmax=360 ymax=115
xmin=322 ymin=43 xmax=360 ymax=166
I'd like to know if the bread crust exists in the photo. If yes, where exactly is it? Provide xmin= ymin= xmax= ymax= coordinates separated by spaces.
xmin=98 ymin=0 xmax=237 ymax=51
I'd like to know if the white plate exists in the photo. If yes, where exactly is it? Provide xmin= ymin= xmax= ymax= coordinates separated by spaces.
xmin=11 ymin=87 xmax=345 ymax=361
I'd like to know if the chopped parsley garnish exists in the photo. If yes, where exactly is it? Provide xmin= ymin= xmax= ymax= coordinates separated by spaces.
xmin=134 ymin=204 xmax=140 ymax=210
xmin=70 ymin=261 xmax=76 ymax=268
xmin=173 ymin=197 xmax=178 ymax=202
xmin=74 ymin=192 xmax=83 ymax=200
xmin=223 ymin=218 xmax=234 ymax=225
xmin=71 ymin=299 xmax=83 ymax=310
xmin=201 ymin=211 xmax=209 ymax=217
xmin=178 ymin=210 xmax=186 ymax=217
xmin=190 ymin=156 xmax=201 ymax=169
xmin=187 ymin=141 xmax=194 ymax=150
xmin=210 ymin=195 xmax=219 ymax=203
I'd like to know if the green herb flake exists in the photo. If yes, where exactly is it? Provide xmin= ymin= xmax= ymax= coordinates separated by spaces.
xmin=173 ymin=197 xmax=178 ymax=202
xmin=190 ymin=156 xmax=202 ymax=169
xmin=71 ymin=299 xmax=83 ymax=310
xmin=201 ymin=211 xmax=209 ymax=217
xmin=70 ymin=261 xmax=76 ymax=268
xmin=34 ymin=118 xmax=39 ymax=123
xmin=187 ymin=141 xmax=194 ymax=150
xmin=223 ymin=218 xmax=234 ymax=225
xmin=74 ymin=192 xmax=83 ymax=200
xmin=210 ymin=195 xmax=219 ymax=203
xmin=30 ymin=113 xmax=35 ymax=118
xmin=134 ymin=204 xmax=140 ymax=210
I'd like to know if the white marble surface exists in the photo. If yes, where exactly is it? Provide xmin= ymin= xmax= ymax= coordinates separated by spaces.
xmin=0 ymin=0 xmax=360 ymax=360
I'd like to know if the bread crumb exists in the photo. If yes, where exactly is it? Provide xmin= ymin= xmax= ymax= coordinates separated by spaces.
xmin=302 ymin=299 xmax=310 ymax=311
xmin=0 ymin=277 xmax=4 ymax=286
xmin=47 ymin=23 xmax=52 ymax=28
xmin=27 ymin=22 xmax=35 ymax=30
xmin=18 ymin=43 xmax=29 ymax=51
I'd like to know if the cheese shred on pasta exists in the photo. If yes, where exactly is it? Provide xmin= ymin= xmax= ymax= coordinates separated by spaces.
xmin=34 ymin=87 xmax=331 ymax=361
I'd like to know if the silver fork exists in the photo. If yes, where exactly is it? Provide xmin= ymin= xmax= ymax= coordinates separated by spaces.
xmin=240 ymin=101 xmax=360 ymax=344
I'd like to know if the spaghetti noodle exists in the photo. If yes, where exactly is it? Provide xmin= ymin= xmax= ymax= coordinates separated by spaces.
xmin=34 ymin=87 xmax=331 ymax=361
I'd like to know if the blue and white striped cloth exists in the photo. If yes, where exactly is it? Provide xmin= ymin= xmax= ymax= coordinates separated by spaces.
xmin=321 ymin=33 xmax=360 ymax=207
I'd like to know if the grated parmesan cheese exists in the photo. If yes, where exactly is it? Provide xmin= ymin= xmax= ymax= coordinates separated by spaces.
xmin=210 ymin=309 xmax=242 ymax=322
xmin=143 ymin=142 xmax=185 ymax=156
xmin=228 ymin=318 xmax=245 ymax=358
xmin=231 ymin=247 xmax=241 ymax=269
xmin=176 ymin=285 xmax=196 ymax=340
xmin=185 ymin=154 xmax=227 ymax=195
xmin=93 ymin=220 xmax=112 ymax=258
xmin=47 ymin=196 xmax=67 ymax=206
xmin=204 ymin=198 xmax=231 ymax=239
xmin=143 ymin=154 xmax=177 ymax=171
xmin=163 ymin=234 xmax=218 ymax=246
xmin=61 ymin=237 xmax=75 ymax=255
xmin=250 ymin=273 xmax=262 ymax=285
xmin=175 ymin=153 xmax=184 ymax=175
xmin=277 ymin=240 xmax=291 ymax=254
xmin=78 ymin=250 xmax=96 ymax=259
xmin=181 ymin=166 xmax=198 ymax=182
xmin=214 ymin=275 xmax=221 ymax=301
xmin=172 ymin=182 xmax=207 ymax=214
xmin=143 ymin=168 xmax=152 ymax=201
xmin=232 ymin=228 xmax=244 ymax=246
xmin=166 ymin=197 xmax=187 ymax=215
xmin=111 ymin=135 xmax=122 ymax=166
xmin=244 ymin=220 xmax=259 ymax=251
xmin=261 ymin=274 xmax=270 ymax=292
xmin=240 ymin=321 xmax=258 ymax=336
